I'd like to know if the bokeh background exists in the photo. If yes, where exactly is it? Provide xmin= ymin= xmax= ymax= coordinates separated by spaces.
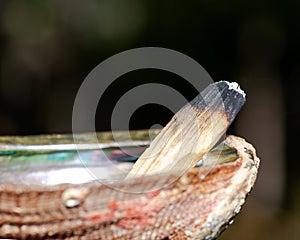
xmin=0 ymin=1 xmax=299 ymax=239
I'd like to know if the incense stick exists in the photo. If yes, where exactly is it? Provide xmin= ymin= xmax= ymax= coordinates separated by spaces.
xmin=126 ymin=81 xmax=245 ymax=178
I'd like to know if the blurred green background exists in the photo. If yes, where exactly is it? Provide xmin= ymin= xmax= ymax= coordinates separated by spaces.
xmin=0 ymin=0 xmax=299 ymax=239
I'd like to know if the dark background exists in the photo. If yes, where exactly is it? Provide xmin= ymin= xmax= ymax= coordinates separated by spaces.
xmin=0 ymin=1 xmax=299 ymax=239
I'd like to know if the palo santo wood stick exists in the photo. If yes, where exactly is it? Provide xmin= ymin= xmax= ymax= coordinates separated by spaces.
xmin=127 ymin=81 xmax=246 ymax=178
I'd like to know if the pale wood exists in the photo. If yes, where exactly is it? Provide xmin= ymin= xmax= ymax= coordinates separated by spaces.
xmin=127 ymin=81 xmax=245 ymax=178
xmin=127 ymin=106 xmax=227 ymax=178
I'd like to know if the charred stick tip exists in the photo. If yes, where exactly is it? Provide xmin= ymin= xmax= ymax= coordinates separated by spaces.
xmin=217 ymin=81 xmax=246 ymax=124
xmin=190 ymin=81 xmax=246 ymax=125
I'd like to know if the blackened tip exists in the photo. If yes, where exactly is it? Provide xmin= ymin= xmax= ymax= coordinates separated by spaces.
xmin=218 ymin=81 xmax=246 ymax=99
xmin=189 ymin=81 xmax=246 ymax=125
xmin=215 ymin=81 xmax=246 ymax=124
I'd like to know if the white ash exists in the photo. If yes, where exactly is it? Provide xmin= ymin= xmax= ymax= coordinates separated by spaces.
xmin=220 ymin=81 xmax=246 ymax=98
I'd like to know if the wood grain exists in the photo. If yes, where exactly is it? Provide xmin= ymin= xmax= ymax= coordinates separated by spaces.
xmin=127 ymin=81 xmax=245 ymax=178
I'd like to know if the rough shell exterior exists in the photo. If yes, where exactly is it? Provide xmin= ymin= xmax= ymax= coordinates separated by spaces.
xmin=0 ymin=135 xmax=259 ymax=239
